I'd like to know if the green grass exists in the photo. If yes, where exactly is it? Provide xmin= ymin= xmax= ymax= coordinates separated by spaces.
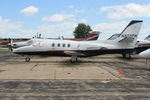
xmin=0 ymin=48 xmax=8 ymax=50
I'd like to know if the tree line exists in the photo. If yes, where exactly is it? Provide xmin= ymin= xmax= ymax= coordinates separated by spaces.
xmin=73 ymin=23 xmax=92 ymax=38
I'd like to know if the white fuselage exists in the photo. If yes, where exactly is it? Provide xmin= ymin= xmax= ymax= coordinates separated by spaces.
xmin=13 ymin=38 xmax=137 ymax=53
xmin=13 ymin=39 xmax=101 ymax=53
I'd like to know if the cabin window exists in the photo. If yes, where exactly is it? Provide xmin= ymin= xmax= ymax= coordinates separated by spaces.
xmin=52 ymin=43 xmax=55 ymax=47
xmin=57 ymin=43 xmax=60 ymax=47
xmin=68 ymin=44 xmax=70 ymax=47
xmin=63 ymin=43 xmax=65 ymax=47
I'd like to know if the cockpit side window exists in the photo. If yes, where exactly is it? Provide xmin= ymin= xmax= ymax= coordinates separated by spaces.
xmin=63 ymin=43 xmax=65 ymax=47
xmin=32 ymin=41 xmax=44 ymax=47
xmin=52 ymin=43 xmax=55 ymax=47
xmin=68 ymin=44 xmax=70 ymax=47
xmin=57 ymin=43 xmax=60 ymax=47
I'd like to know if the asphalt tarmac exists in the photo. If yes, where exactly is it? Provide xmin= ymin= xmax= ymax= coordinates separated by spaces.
xmin=0 ymin=50 xmax=150 ymax=100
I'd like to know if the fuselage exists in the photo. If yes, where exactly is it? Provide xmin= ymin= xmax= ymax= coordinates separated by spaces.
xmin=13 ymin=38 xmax=137 ymax=57
xmin=10 ymin=31 xmax=100 ymax=49
xmin=13 ymin=39 xmax=101 ymax=57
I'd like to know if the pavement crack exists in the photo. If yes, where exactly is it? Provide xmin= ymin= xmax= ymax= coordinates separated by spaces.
xmin=30 ymin=64 xmax=38 ymax=71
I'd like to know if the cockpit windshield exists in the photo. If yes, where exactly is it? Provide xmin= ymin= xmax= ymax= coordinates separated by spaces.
xmin=32 ymin=40 xmax=44 ymax=47
xmin=27 ymin=40 xmax=33 ymax=45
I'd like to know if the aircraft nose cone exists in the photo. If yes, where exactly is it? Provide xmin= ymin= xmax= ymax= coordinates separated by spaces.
xmin=139 ymin=49 xmax=150 ymax=59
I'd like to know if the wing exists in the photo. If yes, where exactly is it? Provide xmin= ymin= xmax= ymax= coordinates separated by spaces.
xmin=64 ymin=51 xmax=85 ymax=56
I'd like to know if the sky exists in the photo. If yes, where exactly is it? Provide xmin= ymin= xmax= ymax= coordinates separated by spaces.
xmin=0 ymin=0 xmax=150 ymax=40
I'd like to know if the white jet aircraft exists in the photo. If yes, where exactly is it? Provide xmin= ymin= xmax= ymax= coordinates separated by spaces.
xmin=12 ymin=20 xmax=143 ymax=63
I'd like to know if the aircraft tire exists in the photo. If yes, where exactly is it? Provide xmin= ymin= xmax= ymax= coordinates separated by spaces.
xmin=70 ymin=56 xmax=78 ymax=63
xmin=126 ymin=53 xmax=132 ymax=59
xmin=122 ymin=53 xmax=131 ymax=59
xmin=25 ymin=57 xmax=30 ymax=62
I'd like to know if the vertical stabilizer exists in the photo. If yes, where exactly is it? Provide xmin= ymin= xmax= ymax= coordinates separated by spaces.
xmin=118 ymin=20 xmax=143 ymax=44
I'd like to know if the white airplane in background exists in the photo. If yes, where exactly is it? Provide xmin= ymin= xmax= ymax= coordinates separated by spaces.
xmin=139 ymin=48 xmax=150 ymax=59
xmin=12 ymin=20 xmax=143 ymax=63
xmin=107 ymin=29 xmax=150 ymax=58
xmin=136 ymin=35 xmax=150 ymax=47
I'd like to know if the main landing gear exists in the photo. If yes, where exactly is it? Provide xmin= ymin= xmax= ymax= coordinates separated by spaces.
xmin=122 ymin=53 xmax=132 ymax=59
xmin=70 ymin=56 xmax=78 ymax=63
xmin=25 ymin=56 xmax=30 ymax=62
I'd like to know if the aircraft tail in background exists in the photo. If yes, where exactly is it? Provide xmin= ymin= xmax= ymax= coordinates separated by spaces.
xmin=117 ymin=20 xmax=143 ymax=44
xmin=67 ymin=31 xmax=100 ymax=41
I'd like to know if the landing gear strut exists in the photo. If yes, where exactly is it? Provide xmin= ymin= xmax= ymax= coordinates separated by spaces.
xmin=70 ymin=56 xmax=78 ymax=63
xmin=25 ymin=56 xmax=30 ymax=62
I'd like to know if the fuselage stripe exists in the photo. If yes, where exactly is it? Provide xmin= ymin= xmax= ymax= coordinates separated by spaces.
xmin=48 ymin=50 xmax=78 ymax=52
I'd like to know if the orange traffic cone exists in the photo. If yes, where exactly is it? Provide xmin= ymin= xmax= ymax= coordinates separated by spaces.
xmin=119 ymin=68 xmax=123 ymax=75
